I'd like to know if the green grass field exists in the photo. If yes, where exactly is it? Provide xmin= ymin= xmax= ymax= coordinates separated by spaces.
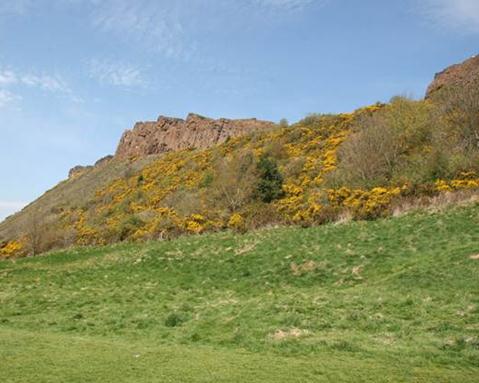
xmin=1 ymin=203 xmax=478 ymax=382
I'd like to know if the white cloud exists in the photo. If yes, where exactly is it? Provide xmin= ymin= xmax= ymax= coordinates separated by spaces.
xmin=87 ymin=0 xmax=322 ymax=61
xmin=0 ymin=69 xmax=71 ymax=93
xmin=0 ymin=89 xmax=20 ymax=108
xmin=0 ymin=70 xmax=17 ymax=85
xmin=87 ymin=59 xmax=145 ymax=87
xmin=20 ymin=74 xmax=71 ymax=93
xmin=0 ymin=68 xmax=79 ymax=105
xmin=91 ymin=0 xmax=188 ymax=60
xmin=0 ymin=201 xmax=26 ymax=222
xmin=420 ymin=0 xmax=479 ymax=33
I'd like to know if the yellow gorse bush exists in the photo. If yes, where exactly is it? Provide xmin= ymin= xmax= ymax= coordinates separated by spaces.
xmin=0 ymin=240 xmax=24 ymax=258
xmin=6 ymin=101 xmax=478 ymax=256
xmin=228 ymin=213 xmax=245 ymax=232
xmin=53 ymin=105 xmax=403 ymax=244
xmin=435 ymin=172 xmax=479 ymax=192
xmin=327 ymin=186 xmax=404 ymax=219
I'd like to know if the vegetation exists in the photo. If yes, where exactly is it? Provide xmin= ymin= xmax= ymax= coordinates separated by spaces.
xmin=1 ymin=78 xmax=479 ymax=257
xmin=256 ymin=155 xmax=284 ymax=202
xmin=1 ymin=203 xmax=478 ymax=382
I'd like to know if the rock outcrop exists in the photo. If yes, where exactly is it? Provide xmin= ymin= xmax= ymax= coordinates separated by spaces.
xmin=115 ymin=113 xmax=275 ymax=159
xmin=68 ymin=155 xmax=113 ymax=179
xmin=68 ymin=165 xmax=93 ymax=179
xmin=426 ymin=54 xmax=479 ymax=98
xmin=94 ymin=155 xmax=114 ymax=167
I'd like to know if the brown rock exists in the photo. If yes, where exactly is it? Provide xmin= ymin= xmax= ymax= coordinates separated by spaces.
xmin=68 ymin=155 xmax=112 ymax=179
xmin=115 ymin=113 xmax=274 ymax=159
xmin=68 ymin=165 xmax=93 ymax=179
xmin=426 ymin=55 xmax=479 ymax=98
xmin=94 ymin=155 xmax=113 ymax=167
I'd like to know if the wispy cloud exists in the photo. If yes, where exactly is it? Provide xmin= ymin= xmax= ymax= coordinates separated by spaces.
xmin=0 ymin=70 xmax=17 ymax=85
xmin=20 ymin=73 xmax=71 ymax=93
xmin=0 ymin=69 xmax=71 ymax=92
xmin=91 ymin=0 xmax=189 ymax=60
xmin=1 ymin=0 xmax=190 ymax=59
xmin=419 ymin=0 xmax=479 ymax=33
xmin=87 ymin=0 xmax=322 ymax=62
xmin=0 ymin=68 xmax=79 ymax=106
xmin=0 ymin=89 xmax=20 ymax=108
xmin=87 ymin=59 xmax=145 ymax=87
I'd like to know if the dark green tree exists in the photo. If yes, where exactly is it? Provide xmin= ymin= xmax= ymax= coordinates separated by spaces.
xmin=256 ymin=156 xmax=284 ymax=203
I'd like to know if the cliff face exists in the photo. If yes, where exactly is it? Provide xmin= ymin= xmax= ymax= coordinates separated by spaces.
xmin=115 ymin=113 xmax=275 ymax=159
xmin=426 ymin=55 xmax=479 ymax=98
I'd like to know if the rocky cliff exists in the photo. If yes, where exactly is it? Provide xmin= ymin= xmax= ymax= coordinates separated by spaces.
xmin=115 ymin=113 xmax=275 ymax=159
xmin=426 ymin=54 xmax=479 ymax=98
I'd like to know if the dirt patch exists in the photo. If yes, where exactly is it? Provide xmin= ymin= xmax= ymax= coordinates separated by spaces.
xmin=470 ymin=254 xmax=479 ymax=260
xmin=271 ymin=328 xmax=310 ymax=341
xmin=235 ymin=241 xmax=257 ymax=256
xmin=290 ymin=260 xmax=318 ymax=276
xmin=352 ymin=265 xmax=363 ymax=275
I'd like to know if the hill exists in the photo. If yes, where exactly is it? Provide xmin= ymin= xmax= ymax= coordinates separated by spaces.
xmin=1 ymin=55 xmax=479 ymax=257
xmin=1 ymin=203 xmax=478 ymax=382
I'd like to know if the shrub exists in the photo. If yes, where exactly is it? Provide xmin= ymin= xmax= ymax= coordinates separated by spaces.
xmin=330 ymin=97 xmax=433 ymax=188
xmin=162 ymin=189 xmax=202 ymax=216
xmin=0 ymin=240 xmax=25 ymax=258
xmin=208 ymin=150 xmax=258 ymax=213
xmin=256 ymin=156 xmax=284 ymax=203
xmin=228 ymin=213 xmax=246 ymax=233
xmin=118 ymin=215 xmax=145 ymax=241
xmin=433 ymin=78 xmax=479 ymax=152
xmin=278 ymin=118 xmax=289 ymax=128
xmin=431 ymin=79 xmax=479 ymax=176
xmin=243 ymin=202 xmax=284 ymax=229
xmin=164 ymin=312 xmax=188 ymax=327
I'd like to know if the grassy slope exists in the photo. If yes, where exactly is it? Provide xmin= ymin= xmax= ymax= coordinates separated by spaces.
xmin=0 ymin=156 xmax=155 ymax=240
xmin=1 ymin=203 xmax=478 ymax=382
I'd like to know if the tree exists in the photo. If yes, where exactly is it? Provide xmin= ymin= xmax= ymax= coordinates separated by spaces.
xmin=209 ymin=150 xmax=258 ymax=213
xmin=332 ymin=97 xmax=433 ymax=187
xmin=429 ymin=78 xmax=479 ymax=175
xmin=278 ymin=118 xmax=289 ymax=128
xmin=256 ymin=156 xmax=284 ymax=203
xmin=434 ymin=78 xmax=479 ymax=152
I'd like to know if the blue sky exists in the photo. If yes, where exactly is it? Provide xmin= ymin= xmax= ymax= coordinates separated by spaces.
xmin=0 ymin=0 xmax=478 ymax=220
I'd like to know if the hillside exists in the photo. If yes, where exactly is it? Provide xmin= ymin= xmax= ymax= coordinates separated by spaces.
xmin=1 ymin=203 xmax=478 ymax=382
xmin=1 ymin=55 xmax=479 ymax=257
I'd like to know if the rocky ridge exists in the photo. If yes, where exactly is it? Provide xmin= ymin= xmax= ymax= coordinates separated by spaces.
xmin=426 ymin=54 xmax=479 ymax=98
xmin=115 ymin=113 xmax=274 ymax=159
xmin=69 ymin=114 xmax=274 ymax=178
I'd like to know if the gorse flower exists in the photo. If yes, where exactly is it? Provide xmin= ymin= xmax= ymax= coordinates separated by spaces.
xmin=3 ymin=100 xmax=479 ymax=258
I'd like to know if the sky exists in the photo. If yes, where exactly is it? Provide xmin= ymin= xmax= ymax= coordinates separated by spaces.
xmin=0 ymin=0 xmax=478 ymax=221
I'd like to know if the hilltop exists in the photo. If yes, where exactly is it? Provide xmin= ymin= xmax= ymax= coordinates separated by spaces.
xmin=1 ymin=55 xmax=479 ymax=257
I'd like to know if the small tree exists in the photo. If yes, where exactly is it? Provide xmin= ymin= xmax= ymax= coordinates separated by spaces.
xmin=256 ymin=156 xmax=284 ymax=203
xmin=209 ymin=150 xmax=258 ymax=213
xmin=278 ymin=118 xmax=289 ymax=128
xmin=434 ymin=78 xmax=479 ymax=152
xmin=331 ymin=97 xmax=433 ymax=188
